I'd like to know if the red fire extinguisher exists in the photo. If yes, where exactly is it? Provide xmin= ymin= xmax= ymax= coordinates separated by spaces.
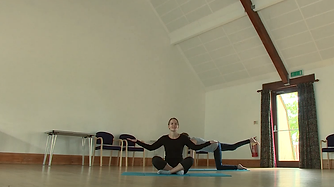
xmin=250 ymin=138 xmax=259 ymax=157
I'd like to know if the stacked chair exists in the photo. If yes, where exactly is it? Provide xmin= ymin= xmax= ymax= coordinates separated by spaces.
xmin=93 ymin=131 xmax=124 ymax=166
xmin=320 ymin=134 xmax=334 ymax=169
xmin=119 ymin=134 xmax=145 ymax=167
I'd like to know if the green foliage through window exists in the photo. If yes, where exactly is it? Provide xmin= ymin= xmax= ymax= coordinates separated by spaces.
xmin=281 ymin=92 xmax=298 ymax=144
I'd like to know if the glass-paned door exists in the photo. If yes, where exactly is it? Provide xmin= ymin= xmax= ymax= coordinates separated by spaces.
xmin=272 ymin=88 xmax=299 ymax=167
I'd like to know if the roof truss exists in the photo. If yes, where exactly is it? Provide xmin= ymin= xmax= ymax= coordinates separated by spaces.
xmin=240 ymin=0 xmax=289 ymax=84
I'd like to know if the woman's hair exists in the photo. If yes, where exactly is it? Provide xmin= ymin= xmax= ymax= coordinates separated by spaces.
xmin=168 ymin=117 xmax=179 ymax=125
xmin=181 ymin=132 xmax=190 ymax=138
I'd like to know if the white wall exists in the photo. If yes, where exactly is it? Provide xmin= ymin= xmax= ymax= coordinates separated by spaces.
xmin=0 ymin=0 xmax=206 ymax=156
xmin=204 ymin=58 xmax=334 ymax=159
xmin=205 ymin=79 xmax=265 ymax=159
xmin=311 ymin=60 xmax=334 ymax=139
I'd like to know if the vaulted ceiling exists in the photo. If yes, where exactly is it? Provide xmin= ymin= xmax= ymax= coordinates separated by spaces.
xmin=149 ymin=0 xmax=334 ymax=89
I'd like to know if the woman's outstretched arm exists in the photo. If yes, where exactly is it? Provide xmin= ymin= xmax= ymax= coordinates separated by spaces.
xmin=183 ymin=135 xmax=214 ymax=150
xmin=128 ymin=136 xmax=164 ymax=151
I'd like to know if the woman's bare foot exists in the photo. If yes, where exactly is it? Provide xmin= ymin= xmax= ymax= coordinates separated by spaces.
xmin=237 ymin=164 xmax=247 ymax=170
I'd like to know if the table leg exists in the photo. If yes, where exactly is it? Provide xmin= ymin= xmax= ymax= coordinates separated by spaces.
xmin=88 ymin=137 xmax=93 ymax=167
xmin=81 ymin=137 xmax=86 ymax=166
xmin=43 ymin=135 xmax=51 ymax=165
xmin=48 ymin=134 xmax=57 ymax=166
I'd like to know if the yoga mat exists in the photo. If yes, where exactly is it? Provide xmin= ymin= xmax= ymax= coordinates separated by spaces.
xmin=189 ymin=168 xmax=249 ymax=171
xmin=121 ymin=172 xmax=231 ymax=177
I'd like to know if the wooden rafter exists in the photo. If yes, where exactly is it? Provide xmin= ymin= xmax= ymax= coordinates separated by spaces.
xmin=240 ymin=0 xmax=289 ymax=84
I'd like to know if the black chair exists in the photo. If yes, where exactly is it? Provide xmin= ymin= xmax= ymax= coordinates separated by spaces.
xmin=93 ymin=132 xmax=124 ymax=167
xmin=320 ymin=134 xmax=334 ymax=169
xmin=184 ymin=147 xmax=209 ymax=167
xmin=119 ymin=134 xmax=145 ymax=167
xmin=184 ymin=147 xmax=193 ymax=157
xmin=195 ymin=151 xmax=209 ymax=167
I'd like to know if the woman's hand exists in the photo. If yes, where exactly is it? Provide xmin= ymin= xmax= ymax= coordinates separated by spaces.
xmin=210 ymin=140 xmax=218 ymax=144
xmin=127 ymin=138 xmax=137 ymax=143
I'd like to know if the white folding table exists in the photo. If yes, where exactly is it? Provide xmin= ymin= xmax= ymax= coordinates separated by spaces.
xmin=43 ymin=130 xmax=95 ymax=166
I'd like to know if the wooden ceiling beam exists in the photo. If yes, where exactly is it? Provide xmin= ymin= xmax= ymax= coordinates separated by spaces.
xmin=240 ymin=0 xmax=289 ymax=84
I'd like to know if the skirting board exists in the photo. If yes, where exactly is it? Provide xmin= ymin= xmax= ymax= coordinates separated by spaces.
xmin=3 ymin=152 xmax=314 ymax=168
xmin=0 ymin=152 xmax=260 ymax=167
xmin=2 ymin=152 xmax=331 ymax=169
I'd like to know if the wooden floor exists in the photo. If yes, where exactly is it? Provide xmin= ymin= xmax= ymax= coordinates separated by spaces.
xmin=0 ymin=164 xmax=333 ymax=187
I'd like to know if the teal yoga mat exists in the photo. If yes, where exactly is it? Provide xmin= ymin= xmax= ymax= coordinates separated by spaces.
xmin=189 ymin=168 xmax=249 ymax=171
xmin=121 ymin=172 xmax=231 ymax=177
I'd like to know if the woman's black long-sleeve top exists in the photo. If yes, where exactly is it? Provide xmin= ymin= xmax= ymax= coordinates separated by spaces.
xmin=136 ymin=134 xmax=211 ymax=166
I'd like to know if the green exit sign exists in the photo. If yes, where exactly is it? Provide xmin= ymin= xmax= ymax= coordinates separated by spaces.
xmin=290 ymin=70 xmax=303 ymax=77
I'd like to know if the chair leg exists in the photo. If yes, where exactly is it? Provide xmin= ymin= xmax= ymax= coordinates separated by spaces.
xmin=116 ymin=151 xmax=119 ymax=166
xmin=143 ymin=151 xmax=145 ymax=167
xmin=92 ymin=150 xmax=96 ymax=166
xmin=320 ymin=142 xmax=323 ymax=169
xmin=328 ymin=153 xmax=330 ymax=170
xmin=321 ymin=154 xmax=323 ymax=170
xmin=206 ymin=153 xmax=209 ymax=167
xmin=193 ymin=153 xmax=197 ymax=166
xmin=119 ymin=150 xmax=122 ymax=167
xmin=132 ymin=152 xmax=135 ymax=166
xmin=100 ymin=148 xmax=103 ymax=166
xmin=109 ymin=151 xmax=113 ymax=166
xmin=125 ymin=148 xmax=128 ymax=167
